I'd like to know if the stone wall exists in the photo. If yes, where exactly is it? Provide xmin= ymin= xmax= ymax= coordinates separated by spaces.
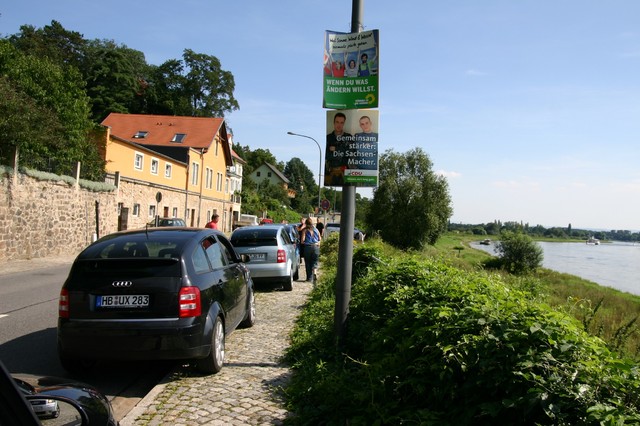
xmin=0 ymin=171 xmax=240 ymax=262
xmin=0 ymin=172 xmax=118 ymax=261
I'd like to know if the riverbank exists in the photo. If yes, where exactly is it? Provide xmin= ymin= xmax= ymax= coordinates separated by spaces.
xmin=438 ymin=232 xmax=640 ymax=359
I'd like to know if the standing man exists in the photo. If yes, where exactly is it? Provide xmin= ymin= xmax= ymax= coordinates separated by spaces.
xmin=205 ymin=213 xmax=219 ymax=230
xmin=316 ymin=219 xmax=325 ymax=239
xmin=326 ymin=112 xmax=352 ymax=186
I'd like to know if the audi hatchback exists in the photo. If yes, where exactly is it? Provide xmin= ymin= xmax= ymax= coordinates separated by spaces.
xmin=57 ymin=228 xmax=255 ymax=374
xmin=230 ymin=225 xmax=299 ymax=291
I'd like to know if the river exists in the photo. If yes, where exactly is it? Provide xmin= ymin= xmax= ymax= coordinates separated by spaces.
xmin=470 ymin=240 xmax=640 ymax=296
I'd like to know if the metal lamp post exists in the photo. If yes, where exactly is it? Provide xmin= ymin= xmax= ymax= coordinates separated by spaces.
xmin=287 ymin=131 xmax=322 ymax=213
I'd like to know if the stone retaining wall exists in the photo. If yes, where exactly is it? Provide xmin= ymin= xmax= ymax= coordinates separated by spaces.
xmin=0 ymin=172 xmax=118 ymax=261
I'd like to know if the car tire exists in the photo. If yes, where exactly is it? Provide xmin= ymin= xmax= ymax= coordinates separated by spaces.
xmin=293 ymin=265 xmax=299 ymax=281
xmin=282 ymin=266 xmax=293 ymax=291
xmin=196 ymin=316 xmax=225 ymax=374
xmin=239 ymin=286 xmax=256 ymax=328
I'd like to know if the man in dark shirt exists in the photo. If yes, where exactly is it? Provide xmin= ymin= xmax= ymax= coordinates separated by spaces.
xmin=326 ymin=112 xmax=352 ymax=185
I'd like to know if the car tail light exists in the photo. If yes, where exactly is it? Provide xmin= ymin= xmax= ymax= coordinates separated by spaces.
xmin=277 ymin=249 xmax=286 ymax=263
xmin=59 ymin=288 xmax=69 ymax=318
xmin=179 ymin=287 xmax=201 ymax=318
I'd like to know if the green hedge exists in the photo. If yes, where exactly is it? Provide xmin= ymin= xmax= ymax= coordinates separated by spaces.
xmin=284 ymin=241 xmax=640 ymax=425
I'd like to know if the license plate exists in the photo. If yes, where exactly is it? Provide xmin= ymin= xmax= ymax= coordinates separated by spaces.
xmin=248 ymin=253 xmax=266 ymax=261
xmin=97 ymin=295 xmax=149 ymax=308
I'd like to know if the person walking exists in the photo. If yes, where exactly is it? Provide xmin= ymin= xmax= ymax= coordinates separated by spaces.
xmin=300 ymin=218 xmax=321 ymax=284
xmin=205 ymin=213 xmax=219 ymax=229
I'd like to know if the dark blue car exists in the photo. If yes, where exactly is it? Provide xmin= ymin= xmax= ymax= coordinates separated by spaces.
xmin=57 ymin=228 xmax=255 ymax=374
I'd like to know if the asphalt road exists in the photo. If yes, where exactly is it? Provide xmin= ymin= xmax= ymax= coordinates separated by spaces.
xmin=0 ymin=257 xmax=170 ymax=421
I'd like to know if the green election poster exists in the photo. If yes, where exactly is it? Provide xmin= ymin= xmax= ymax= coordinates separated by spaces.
xmin=323 ymin=30 xmax=379 ymax=109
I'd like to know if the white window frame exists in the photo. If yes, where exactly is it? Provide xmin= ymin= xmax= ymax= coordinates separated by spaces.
xmin=216 ymin=172 xmax=223 ymax=192
xmin=134 ymin=152 xmax=144 ymax=170
xmin=133 ymin=204 xmax=140 ymax=216
xmin=165 ymin=163 xmax=172 ymax=178
xmin=150 ymin=158 xmax=159 ymax=175
xmin=205 ymin=168 xmax=213 ymax=189
xmin=191 ymin=162 xmax=199 ymax=186
xmin=149 ymin=205 xmax=156 ymax=218
xmin=172 ymin=207 xmax=178 ymax=217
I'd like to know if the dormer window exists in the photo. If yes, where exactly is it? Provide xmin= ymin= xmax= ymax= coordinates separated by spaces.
xmin=133 ymin=131 xmax=148 ymax=139
xmin=171 ymin=133 xmax=186 ymax=143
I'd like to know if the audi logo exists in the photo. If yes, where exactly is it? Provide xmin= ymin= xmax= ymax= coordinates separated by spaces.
xmin=112 ymin=281 xmax=133 ymax=288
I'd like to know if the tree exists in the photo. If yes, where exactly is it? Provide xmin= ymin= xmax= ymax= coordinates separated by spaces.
xmin=82 ymin=39 xmax=151 ymax=121
xmin=8 ymin=20 xmax=87 ymax=70
xmin=494 ymin=231 xmax=543 ymax=275
xmin=366 ymin=148 xmax=453 ymax=249
xmin=0 ymin=39 xmax=102 ymax=178
xmin=147 ymin=49 xmax=239 ymax=117
xmin=284 ymin=157 xmax=316 ymax=211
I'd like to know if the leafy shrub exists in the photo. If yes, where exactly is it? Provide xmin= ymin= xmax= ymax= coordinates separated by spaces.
xmin=494 ymin=231 xmax=544 ymax=275
xmin=284 ymin=243 xmax=640 ymax=425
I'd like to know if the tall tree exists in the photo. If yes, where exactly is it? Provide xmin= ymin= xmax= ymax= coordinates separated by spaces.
xmin=82 ymin=39 xmax=151 ymax=121
xmin=148 ymin=49 xmax=239 ymax=117
xmin=8 ymin=20 xmax=86 ymax=70
xmin=284 ymin=157 xmax=316 ymax=213
xmin=0 ymin=40 xmax=101 ymax=178
xmin=366 ymin=147 xmax=453 ymax=249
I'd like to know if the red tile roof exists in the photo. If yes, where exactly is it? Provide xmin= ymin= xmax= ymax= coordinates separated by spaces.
xmin=101 ymin=113 xmax=227 ymax=150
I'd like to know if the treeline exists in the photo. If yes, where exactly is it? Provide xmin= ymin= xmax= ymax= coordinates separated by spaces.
xmin=449 ymin=220 xmax=640 ymax=242
xmin=1 ymin=20 xmax=238 ymax=179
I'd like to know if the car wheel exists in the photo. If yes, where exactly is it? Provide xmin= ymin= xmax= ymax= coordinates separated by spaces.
xmin=293 ymin=264 xmax=300 ymax=281
xmin=239 ymin=286 xmax=256 ymax=328
xmin=283 ymin=266 xmax=293 ymax=291
xmin=197 ymin=316 xmax=225 ymax=374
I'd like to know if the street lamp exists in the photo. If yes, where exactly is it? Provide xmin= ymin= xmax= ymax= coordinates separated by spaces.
xmin=287 ymin=131 xmax=322 ymax=213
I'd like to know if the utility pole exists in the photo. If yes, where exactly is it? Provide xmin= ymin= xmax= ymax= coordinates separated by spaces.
xmin=334 ymin=0 xmax=364 ymax=348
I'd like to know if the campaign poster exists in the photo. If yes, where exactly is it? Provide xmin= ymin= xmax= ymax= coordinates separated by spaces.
xmin=325 ymin=109 xmax=379 ymax=187
xmin=323 ymin=30 xmax=379 ymax=110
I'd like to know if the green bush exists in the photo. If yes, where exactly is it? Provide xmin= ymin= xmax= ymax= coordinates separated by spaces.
xmin=494 ymin=231 xmax=544 ymax=275
xmin=284 ymin=243 xmax=640 ymax=425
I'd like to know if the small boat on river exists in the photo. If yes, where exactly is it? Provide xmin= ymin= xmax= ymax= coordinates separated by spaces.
xmin=586 ymin=237 xmax=600 ymax=245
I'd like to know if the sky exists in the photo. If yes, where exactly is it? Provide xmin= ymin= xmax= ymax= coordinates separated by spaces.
xmin=2 ymin=1 xmax=639 ymax=231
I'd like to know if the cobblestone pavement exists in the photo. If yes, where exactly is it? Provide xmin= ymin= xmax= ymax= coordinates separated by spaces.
xmin=121 ymin=276 xmax=314 ymax=426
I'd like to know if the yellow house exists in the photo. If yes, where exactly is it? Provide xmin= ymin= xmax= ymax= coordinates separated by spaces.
xmin=101 ymin=113 xmax=239 ymax=231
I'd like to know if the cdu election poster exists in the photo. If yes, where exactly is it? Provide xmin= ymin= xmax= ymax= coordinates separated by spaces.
xmin=323 ymin=29 xmax=379 ymax=109
xmin=325 ymin=109 xmax=379 ymax=187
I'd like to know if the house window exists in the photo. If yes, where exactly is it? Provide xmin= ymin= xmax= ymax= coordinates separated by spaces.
xmin=149 ymin=205 xmax=156 ymax=218
xmin=151 ymin=158 xmax=159 ymax=175
xmin=133 ymin=204 xmax=140 ymax=216
xmin=134 ymin=153 xmax=143 ymax=170
xmin=165 ymin=163 xmax=172 ymax=178
xmin=172 ymin=133 xmax=186 ymax=143
xmin=256 ymin=171 xmax=261 ymax=177
xmin=267 ymin=172 xmax=272 ymax=178
xmin=172 ymin=207 xmax=178 ymax=217
xmin=217 ymin=172 xmax=223 ymax=191
xmin=191 ymin=162 xmax=199 ymax=186
xmin=205 ymin=168 xmax=213 ymax=189
xmin=133 ymin=131 xmax=148 ymax=139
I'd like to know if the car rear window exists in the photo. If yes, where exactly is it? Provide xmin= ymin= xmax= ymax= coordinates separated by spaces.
xmin=231 ymin=229 xmax=278 ymax=247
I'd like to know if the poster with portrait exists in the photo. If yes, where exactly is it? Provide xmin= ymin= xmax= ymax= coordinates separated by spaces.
xmin=325 ymin=109 xmax=379 ymax=187
xmin=323 ymin=30 xmax=379 ymax=110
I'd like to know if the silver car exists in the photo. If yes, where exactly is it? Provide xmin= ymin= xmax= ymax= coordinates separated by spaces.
xmin=231 ymin=225 xmax=299 ymax=291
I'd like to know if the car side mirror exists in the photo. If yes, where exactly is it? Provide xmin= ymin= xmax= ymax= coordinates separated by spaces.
xmin=26 ymin=395 xmax=88 ymax=425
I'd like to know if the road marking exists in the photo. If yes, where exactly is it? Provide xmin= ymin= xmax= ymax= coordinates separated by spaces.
xmin=0 ymin=314 xmax=8 ymax=319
